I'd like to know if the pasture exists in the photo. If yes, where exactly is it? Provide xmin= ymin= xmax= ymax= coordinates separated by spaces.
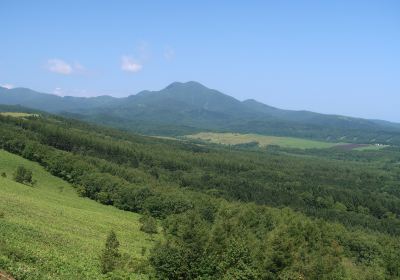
xmin=186 ymin=132 xmax=343 ymax=149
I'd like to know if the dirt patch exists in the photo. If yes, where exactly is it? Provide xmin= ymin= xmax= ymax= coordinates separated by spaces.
xmin=0 ymin=271 xmax=15 ymax=280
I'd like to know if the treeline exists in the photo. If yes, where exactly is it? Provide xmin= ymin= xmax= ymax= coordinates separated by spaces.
xmin=151 ymin=204 xmax=400 ymax=279
xmin=1 ymin=114 xmax=399 ymax=234
xmin=0 ymin=114 xmax=400 ymax=278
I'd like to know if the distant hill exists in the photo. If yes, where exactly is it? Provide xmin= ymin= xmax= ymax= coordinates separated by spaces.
xmin=1 ymin=82 xmax=400 ymax=144
xmin=0 ymin=86 xmax=118 ymax=112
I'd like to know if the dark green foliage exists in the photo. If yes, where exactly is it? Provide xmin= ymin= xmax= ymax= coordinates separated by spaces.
xmin=100 ymin=230 xmax=121 ymax=274
xmin=13 ymin=165 xmax=33 ymax=185
xmin=1 ymin=171 xmax=6 ymax=178
xmin=150 ymin=205 xmax=351 ymax=280
xmin=0 ymin=113 xmax=400 ymax=278
xmin=0 ymin=114 xmax=399 ymax=234
xmin=139 ymin=214 xmax=158 ymax=234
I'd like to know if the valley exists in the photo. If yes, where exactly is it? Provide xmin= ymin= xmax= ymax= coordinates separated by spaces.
xmin=0 ymin=112 xmax=399 ymax=278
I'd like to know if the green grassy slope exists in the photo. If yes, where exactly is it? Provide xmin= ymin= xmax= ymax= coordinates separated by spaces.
xmin=0 ymin=150 xmax=157 ymax=280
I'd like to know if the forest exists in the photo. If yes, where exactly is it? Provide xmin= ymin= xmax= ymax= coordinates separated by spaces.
xmin=0 ymin=113 xmax=399 ymax=279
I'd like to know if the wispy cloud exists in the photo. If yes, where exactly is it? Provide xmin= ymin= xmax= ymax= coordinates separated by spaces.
xmin=53 ymin=87 xmax=64 ymax=95
xmin=164 ymin=46 xmax=175 ymax=61
xmin=46 ymin=59 xmax=87 ymax=75
xmin=121 ymin=41 xmax=150 ymax=73
xmin=46 ymin=59 xmax=73 ymax=75
xmin=1 ymin=83 xmax=14 ymax=89
xmin=121 ymin=56 xmax=143 ymax=73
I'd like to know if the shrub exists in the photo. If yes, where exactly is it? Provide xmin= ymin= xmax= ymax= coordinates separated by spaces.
xmin=13 ymin=166 xmax=33 ymax=185
xmin=139 ymin=214 xmax=158 ymax=234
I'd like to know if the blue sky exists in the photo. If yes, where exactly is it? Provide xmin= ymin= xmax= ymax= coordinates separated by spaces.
xmin=0 ymin=0 xmax=399 ymax=121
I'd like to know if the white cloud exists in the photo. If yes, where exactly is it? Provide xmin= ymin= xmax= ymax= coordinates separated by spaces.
xmin=121 ymin=56 xmax=143 ymax=73
xmin=46 ymin=59 xmax=73 ymax=75
xmin=1 ymin=83 xmax=14 ymax=89
xmin=120 ymin=41 xmax=150 ymax=73
xmin=164 ymin=46 xmax=175 ymax=61
xmin=53 ymin=87 xmax=64 ymax=96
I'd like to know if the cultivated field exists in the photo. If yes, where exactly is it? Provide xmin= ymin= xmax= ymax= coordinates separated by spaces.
xmin=0 ymin=150 xmax=157 ymax=279
xmin=186 ymin=132 xmax=344 ymax=149
xmin=186 ymin=132 xmax=386 ymax=150
xmin=0 ymin=112 xmax=38 ymax=118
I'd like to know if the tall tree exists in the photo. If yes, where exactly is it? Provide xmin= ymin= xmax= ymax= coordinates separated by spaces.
xmin=100 ymin=230 xmax=120 ymax=274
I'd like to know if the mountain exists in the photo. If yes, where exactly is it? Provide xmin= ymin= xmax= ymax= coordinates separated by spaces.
xmin=0 ymin=86 xmax=118 ymax=113
xmin=1 ymin=82 xmax=400 ymax=143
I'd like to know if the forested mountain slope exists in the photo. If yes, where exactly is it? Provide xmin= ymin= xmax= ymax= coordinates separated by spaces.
xmin=0 ymin=112 xmax=399 ymax=279
xmin=1 ymin=82 xmax=400 ymax=143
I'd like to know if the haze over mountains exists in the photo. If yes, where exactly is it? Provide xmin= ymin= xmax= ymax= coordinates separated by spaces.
xmin=1 ymin=81 xmax=400 ymax=143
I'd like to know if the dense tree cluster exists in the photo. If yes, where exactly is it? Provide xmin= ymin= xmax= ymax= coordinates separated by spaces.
xmin=0 ymin=114 xmax=399 ymax=278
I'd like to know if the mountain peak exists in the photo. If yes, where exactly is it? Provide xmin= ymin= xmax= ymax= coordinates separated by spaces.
xmin=165 ymin=81 xmax=207 ymax=90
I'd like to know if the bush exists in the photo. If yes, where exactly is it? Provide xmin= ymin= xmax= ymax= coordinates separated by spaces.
xmin=13 ymin=165 xmax=33 ymax=185
xmin=0 ymin=172 xmax=6 ymax=178
xmin=139 ymin=214 xmax=158 ymax=234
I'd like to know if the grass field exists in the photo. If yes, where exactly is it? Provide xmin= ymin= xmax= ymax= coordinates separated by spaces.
xmin=186 ymin=132 xmax=345 ymax=149
xmin=0 ymin=150 xmax=157 ymax=279
xmin=353 ymin=144 xmax=389 ymax=151
xmin=0 ymin=112 xmax=38 ymax=118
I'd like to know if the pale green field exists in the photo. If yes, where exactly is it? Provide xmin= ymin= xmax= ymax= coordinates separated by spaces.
xmin=186 ymin=132 xmax=344 ymax=149
xmin=0 ymin=112 xmax=38 ymax=118
xmin=0 ymin=150 xmax=157 ymax=279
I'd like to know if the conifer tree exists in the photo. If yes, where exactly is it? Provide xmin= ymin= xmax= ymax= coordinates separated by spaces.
xmin=100 ymin=230 xmax=120 ymax=274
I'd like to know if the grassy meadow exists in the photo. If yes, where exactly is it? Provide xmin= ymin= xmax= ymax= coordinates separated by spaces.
xmin=0 ymin=112 xmax=38 ymax=118
xmin=185 ymin=132 xmax=386 ymax=150
xmin=0 ymin=150 xmax=157 ymax=279
xmin=186 ymin=132 xmax=344 ymax=149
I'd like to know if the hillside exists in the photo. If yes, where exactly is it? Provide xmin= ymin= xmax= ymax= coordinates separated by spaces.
xmin=0 ymin=86 xmax=118 ymax=113
xmin=1 ymin=82 xmax=400 ymax=144
xmin=0 ymin=112 xmax=400 ymax=278
xmin=0 ymin=150 xmax=158 ymax=279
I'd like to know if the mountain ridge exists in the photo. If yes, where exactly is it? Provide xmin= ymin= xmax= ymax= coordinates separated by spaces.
xmin=1 ymin=82 xmax=400 ymax=143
